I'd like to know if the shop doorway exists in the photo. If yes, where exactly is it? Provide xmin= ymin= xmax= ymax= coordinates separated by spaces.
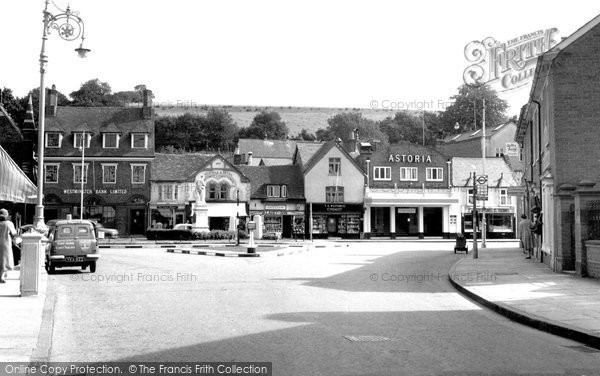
xmin=423 ymin=207 xmax=443 ymax=236
xmin=371 ymin=207 xmax=390 ymax=235
xmin=282 ymin=215 xmax=293 ymax=238
xmin=129 ymin=209 xmax=145 ymax=235
xmin=327 ymin=217 xmax=337 ymax=234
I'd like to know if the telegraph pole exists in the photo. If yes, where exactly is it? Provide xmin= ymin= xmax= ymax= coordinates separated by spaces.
xmin=472 ymin=171 xmax=478 ymax=259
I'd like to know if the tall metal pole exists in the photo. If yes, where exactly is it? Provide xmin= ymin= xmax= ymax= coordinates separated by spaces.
xmin=422 ymin=110 xmax=426 ymax=146
xmin=236 ymin=189 xmax=240 ymax=245
xmin=80 ymin=131 xmax=85 ymax=219
xmin=481 ymin=98 xmax=487 ymax=248
xmin=472 ymin=171 xmax=478 ymax=259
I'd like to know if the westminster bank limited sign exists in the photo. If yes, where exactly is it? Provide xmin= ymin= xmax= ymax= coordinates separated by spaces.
xmin=463 ymin=28 xmax=559 ymax=91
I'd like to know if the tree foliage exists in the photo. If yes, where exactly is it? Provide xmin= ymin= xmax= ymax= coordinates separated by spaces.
xmin=379 ymin=111 xmax=443 ymax=146
xmin=439 ymin=84 xmax=508 ymax=135
xmin=70 ymin=79 xmax=116 ymax=106
xmin=316 ymin=112 xmax=388 ymax=145
xmin=239 ymin=111 xmax=288 ymax=140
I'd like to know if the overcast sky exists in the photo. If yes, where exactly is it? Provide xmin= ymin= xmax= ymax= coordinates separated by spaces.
xmin=2 ymin=1 xmax=599 ymax=116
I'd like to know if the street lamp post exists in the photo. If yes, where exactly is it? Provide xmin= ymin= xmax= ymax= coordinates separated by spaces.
xmin=236 ymin=189 xmax=240 ymax=246
xmin=79 ymin=131 xmax=86 ymax=219
xmin=34 ymin=0 xmax=90 ymax=231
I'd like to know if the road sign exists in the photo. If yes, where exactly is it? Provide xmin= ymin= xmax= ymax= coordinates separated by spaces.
xmin=476 ymin=183 xmax=488 ymax=200
xmin=476 ymin=175 xmax=488 ymax=185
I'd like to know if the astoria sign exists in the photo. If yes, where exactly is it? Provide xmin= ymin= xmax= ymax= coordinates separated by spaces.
xmin=463 ymin=28 xmax=559 ymax=91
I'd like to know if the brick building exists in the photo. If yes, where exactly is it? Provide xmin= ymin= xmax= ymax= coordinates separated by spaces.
xmin=517 ymin=14 xmax=600 ymax=278
xmin=42 ymin=88 xmax=155 ymax=236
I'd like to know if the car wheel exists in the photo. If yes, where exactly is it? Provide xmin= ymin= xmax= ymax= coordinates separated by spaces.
xmin=89 ymin=262 xmax=96 ymax=273
xmin=48 ymin=264 xmax=56 ymax=274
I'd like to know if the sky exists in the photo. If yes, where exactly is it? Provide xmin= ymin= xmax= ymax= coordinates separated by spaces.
xmin=2 ymin=1 xmax=599 ymax=117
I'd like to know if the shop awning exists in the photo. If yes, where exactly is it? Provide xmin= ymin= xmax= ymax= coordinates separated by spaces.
xmin=208 ymin=202 xmax=248 ymax=217
xmin=0 ymin=146 xmax=37 ymax=204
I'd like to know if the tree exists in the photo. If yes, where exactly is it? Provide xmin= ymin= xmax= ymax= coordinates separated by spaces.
xmin=202 ymin=108 xmax=239 ymax=151
xmin=297 ymin=128 xmax=316 ymax=141
xmin=378 ymin=111 xmax=442 ymax=146
xmin=239 ymin=111 xmax=288 ymax=140
xmin=317 ymin=112 xmax=388 ymax=144
xmin=70 ymin=78 xmax=118 ymax=106
xmin=440 ymin=84 xmax=508 ymax=136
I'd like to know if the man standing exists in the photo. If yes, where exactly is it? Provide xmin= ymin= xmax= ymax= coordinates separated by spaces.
xmin=0 ymin=209 xmax=17 ymax=283
xmin=518 ymin=214 xmax=535 ymax=259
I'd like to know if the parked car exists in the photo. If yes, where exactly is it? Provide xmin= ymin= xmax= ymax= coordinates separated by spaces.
xmin=45 ymin=219 xmax=100 ymax=274
xmin=94 ymin=222 xmax=119 ymax=238
xmin=173 ymin=223 xmax=193 ymax=230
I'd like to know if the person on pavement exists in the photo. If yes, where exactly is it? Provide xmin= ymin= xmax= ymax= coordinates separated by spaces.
xmin=518 ymin=214 xmax=535 ymax=259
xmin=0 ymin=208 xmax=17 ymax=283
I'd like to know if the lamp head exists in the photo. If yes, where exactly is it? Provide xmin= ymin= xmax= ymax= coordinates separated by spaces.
xmin=75 ymin=42 xmax=91 ymax=58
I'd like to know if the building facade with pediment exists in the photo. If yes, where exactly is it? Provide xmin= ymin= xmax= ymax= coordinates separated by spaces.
xmin=150 ymin=154 xmax=250 ymax=231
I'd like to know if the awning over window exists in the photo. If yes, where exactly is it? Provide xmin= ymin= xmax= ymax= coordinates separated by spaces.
xmin=0 ymin=146 xmax=37 ymax=204
xmin=207 ymin=202 xmax=247 ymax=217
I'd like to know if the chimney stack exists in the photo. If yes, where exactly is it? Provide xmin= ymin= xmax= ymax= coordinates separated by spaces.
xmin=142 ymin=89 xmax=153 ymax=119
xmin=247 ymin=151 xmax=253 ymax=165
xmin=45 ymin=84 xmax=58 ymax=117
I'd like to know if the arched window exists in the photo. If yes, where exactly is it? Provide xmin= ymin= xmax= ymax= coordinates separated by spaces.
xmin=208 ymin=183 xmax=218 ymax=200
xmin=219 ymin=184 xmax=229 ymax=200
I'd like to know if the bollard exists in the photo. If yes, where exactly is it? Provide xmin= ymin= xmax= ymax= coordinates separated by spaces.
xmin=20 ymin=232 xmax=45 ymax=297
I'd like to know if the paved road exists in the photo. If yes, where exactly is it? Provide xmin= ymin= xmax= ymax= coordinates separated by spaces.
xmin=46 ymin=242 xmax=600 ymax=375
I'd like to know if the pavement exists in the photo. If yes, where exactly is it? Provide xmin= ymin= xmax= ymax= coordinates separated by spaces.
xmin=0 ymin=264 xmax=49 ymax=362
xmin=449 ymin=245 xmax=600 ymax=349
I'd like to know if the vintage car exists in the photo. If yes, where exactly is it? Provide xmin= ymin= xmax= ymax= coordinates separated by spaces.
xmin=94 ymin=222 xmax=119 ymax=238
xmin=45 ymin=219 xmax=100 ymax=274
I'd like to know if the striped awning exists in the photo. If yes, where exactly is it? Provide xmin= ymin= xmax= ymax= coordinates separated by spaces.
xmin=0 ymin=145 xmax=37 ymax=204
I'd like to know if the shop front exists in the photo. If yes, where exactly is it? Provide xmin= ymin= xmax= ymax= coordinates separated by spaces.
xmin=461 ymin=206 xmax=515 ymax=239
xmin=309 ymin=203 xmax=362 ymax=239
xmin=249 ymin=203 xmax=305 ymax=239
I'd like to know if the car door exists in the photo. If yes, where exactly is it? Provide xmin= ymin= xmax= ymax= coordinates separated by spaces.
xmin=75 ymin=225 xmax=94 ymax=260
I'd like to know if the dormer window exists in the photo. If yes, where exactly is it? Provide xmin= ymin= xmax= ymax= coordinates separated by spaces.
xmin=74 ymin=133 xmax=91 ymax=148
xmin=131 ymin=133 xmax=148 ymax=149
xmin=45 ymin=132 xmax=63 ymax=148
xmin=103 ymin=133 xmax=120 ymax=148
xmin=267 ymin=185 xmax=287 ymax=198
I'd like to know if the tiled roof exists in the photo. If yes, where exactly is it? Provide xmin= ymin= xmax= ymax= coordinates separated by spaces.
xmin=452 ymin=157 xmax=518 ymax=187
xmin=294 ymin=142 xmax=324 ymax=166
xmin=442 ymin=121 xmax=515 ymax=144
xmin=100 ymin=122 xmax=122 ymax=134
xmin=152 ymin=153 xmax=214 ymax=181
xmin=236 ymin=165 xmax=304 ymax=199
xmin=238 ymin=139 xmax=298 ymax=158
xmin=257 ymin=158 xmax=293 ymax=166
xmin=46 ymin=106 xmax=153 ymax=135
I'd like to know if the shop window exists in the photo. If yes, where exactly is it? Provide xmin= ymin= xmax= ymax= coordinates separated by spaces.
xmin=373 ymin=166 xmax=391 ymax=181
xmin=329 ymin=158 xmax=341 ymax=175
xmin=131 ymin=133 xmax=148 ymax=149
xmin=72 ymin=163 xmax=89 ymax=183
xmin=131 ymin=164 xmax=146 ymax=184
xmin=102 ymin=164 xmax=117 ymax=184
xmin=326 ymin=186 xmax=344 ymax=203
xmin=426 ymin=167 xmax=443 ymax=181
xmin=73 ymin=133 xmax=91 ymax=148
xmin=400 ymin=167 xmax=418 ymax=181
xmin=499 ymin=188 xmax=511 ymax=206
xmin=45 ymin=133 xmax=62 ymax=148
xmin=45 ymin=164 xmax=59 ymax=183
xmin=488 ymin=213 xmax=512 ymax=232
xmin=103 ymin=133 xmax=119 ymax=148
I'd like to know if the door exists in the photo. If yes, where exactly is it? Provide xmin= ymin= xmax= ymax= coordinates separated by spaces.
xmin=130 ymin=209 xmax=145 ymax=235
xmin=327 ymin=216 xmax=337 ymax=234
xmin=282 ymin=215 xmax=293 ymax=238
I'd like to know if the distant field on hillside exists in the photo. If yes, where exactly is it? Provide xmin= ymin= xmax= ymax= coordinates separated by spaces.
xmin=154 ymin=105 xmax=398 ymax=137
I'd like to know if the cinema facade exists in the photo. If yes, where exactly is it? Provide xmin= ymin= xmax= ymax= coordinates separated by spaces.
xmin=359 ymin=142 xmax=459 ymax=239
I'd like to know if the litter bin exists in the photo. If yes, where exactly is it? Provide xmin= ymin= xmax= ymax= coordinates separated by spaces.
xmin=454 ymin=233 xmax=468 ymax=254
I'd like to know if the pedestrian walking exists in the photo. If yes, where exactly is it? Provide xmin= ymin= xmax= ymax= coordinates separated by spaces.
xmin=0 ymin=208 xmax=17 ymax=283
xmin=518 ymin=214 xmax=535 ymax=259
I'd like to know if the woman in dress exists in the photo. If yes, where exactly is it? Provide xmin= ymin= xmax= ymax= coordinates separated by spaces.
xmin=0 ymin=208 xmax=17 ymax=283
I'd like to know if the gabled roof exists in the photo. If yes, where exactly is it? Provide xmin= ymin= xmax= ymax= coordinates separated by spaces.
xmin=45 ymin=106 xmax=153 ymax=135
xmin=186 ymin=154 xmax=250 ymax=182
xmin=452 ymin=157 xmax=518 ymax=187
xmin=71 ymin=122 xmax=95 ymax=135
xmin=442 ymin=121 xmax=515 ymax=144
xmin=151 ymin=153 xmax=214 ymax=181
xmin=293 ymin=142 xmax=324 ymax=166
xmin=100 ymin=122 xmax=122 ymax=134
xmin=236 ymin=164 xmax=304 ymax=199
xmin=303 ymin=141 xmax=365 ymax=175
